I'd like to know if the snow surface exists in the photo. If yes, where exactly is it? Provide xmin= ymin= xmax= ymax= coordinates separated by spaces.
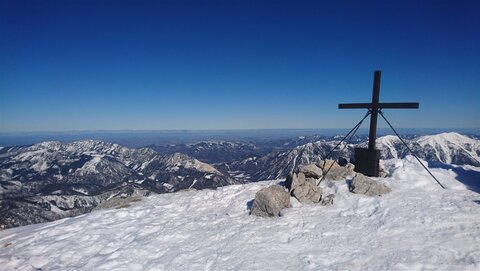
xmin=416 ymin=132 xmax=480 ymax=164
xmin=78 ymin=155 xmax=103 ymax=174
xmin=1 ymin=157 xmax=479 ymax=271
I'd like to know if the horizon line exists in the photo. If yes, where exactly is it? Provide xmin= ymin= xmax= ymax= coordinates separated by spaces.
xmin=1 ymin=127 xmax=479 ymax=135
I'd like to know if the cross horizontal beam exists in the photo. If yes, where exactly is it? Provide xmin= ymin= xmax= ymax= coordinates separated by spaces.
xmin=338 ymin=102 xmax=419 ymax=109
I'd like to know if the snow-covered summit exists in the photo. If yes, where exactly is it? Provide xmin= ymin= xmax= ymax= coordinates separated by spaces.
xmin=418 ymin=131 xmax=475 ymax=143
xmin=160 ymin=152 xmax=220 ymax=174
xmin=1 ymin=157 xmax=478 ymax=270
xmin=415 ymin=132 xmax=479 ymax=162
xmin=375 ymin=132 xmax=480 ymax=166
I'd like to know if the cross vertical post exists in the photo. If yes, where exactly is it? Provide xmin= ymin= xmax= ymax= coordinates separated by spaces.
xmin=368 ymin=70 xmax=381 ymax=150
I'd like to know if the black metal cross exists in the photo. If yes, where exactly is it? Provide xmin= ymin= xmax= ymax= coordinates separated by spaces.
xmin=338 ymin=70 xmax=419 ymax=176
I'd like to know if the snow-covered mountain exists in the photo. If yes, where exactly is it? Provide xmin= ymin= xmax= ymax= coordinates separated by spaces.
xmin=229 ymin=132 xmax=480 ymax=181
xmin=1 ymin=132 xmax=478 ymax=228
xmin=1 ymin=157 xmax=478 ymax=270
xmin=376 ymin=132 xmax=480 ymax=166
xmin=229 ymin=140 xmax=352 ymax=181
xmin=0 ymin=140 xmax=237 ymax=229
xmin=150 ymin=140 xmax=262 ymax=164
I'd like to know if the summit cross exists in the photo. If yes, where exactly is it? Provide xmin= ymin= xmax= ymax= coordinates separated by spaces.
xmin=338 ymin=70 xmax=419 ymax=176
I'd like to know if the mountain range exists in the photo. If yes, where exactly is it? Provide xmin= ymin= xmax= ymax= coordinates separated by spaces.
xmin=0 ymin=140 xmax=236 ymax=228
xmin=1 ymin=132 xmax=478 ymax=228
xmin=237 ymin=132 xmax=480 ymax=181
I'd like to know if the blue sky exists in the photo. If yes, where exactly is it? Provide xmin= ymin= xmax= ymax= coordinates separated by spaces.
xmin=1 ymin=0 xmax=479 ymax=132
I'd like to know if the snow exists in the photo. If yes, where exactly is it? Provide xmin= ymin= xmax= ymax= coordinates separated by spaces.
xmin=140 ymin=157 xmax=157 ymax=171
xmin=77 ymin=155 xmax=103 ymax=174
xmin=1 ymin=158 xmax=479 ymax=270
xmin=71 ymin=188 xmax=90 ymax=195
xmin=416 ymin=132 xmax=480 ymax=164
xmin=162 ymin=183 xmax=174 ymax=190
xmin=188 ymin=179 xmax=198 ymax=189
xmin=16 ymin=149 xmax=48 ymax=162
xmin=376 ymin=135 xmax=401 ymax=157
xmin=31 ymin=160 xmax=49 ymax=172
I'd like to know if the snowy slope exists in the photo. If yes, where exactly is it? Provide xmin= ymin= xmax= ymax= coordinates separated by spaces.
xmin=373 ymin=132 xmax=480 ymax=166
xmin=415 ymin=132 xmax=480 ymax=165
xmin=1 ymin=157 xmax=479 ymax=271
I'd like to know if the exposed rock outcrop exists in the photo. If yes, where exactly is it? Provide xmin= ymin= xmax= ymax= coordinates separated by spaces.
xmin=349 ymin=173 xmax=391 ymax=196
xmin=251 ymin=185 xmax=291 ymax=217
xmin=286 ymin=165 xmax=324 ymax=204
xmin=291 ymin=181 xmax=322 ymax=204
xmin=317 ymin=160 xmax=355 ymax=181
xmin=297 ymin=164 xmax=323 ymax=179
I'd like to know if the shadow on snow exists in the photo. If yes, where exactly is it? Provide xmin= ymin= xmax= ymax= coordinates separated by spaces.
xmin=429 ymin=161 xmax=480 ymax=194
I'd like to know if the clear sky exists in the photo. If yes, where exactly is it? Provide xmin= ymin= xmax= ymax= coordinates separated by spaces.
xmin=1 ymin=0 xmax=479 ymax=132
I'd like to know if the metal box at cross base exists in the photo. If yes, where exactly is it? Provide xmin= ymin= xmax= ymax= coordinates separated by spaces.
xmin=354 ymin=147 xmax=380 ymax=177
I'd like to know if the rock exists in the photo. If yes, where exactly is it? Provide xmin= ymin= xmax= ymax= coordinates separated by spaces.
xmin=297 ymin=164 xmax=323 ymax=179
xmin=325 ymin=167 xmax=353 ymax=181
xmin=297 ymin=172 xmax=306 ymax=186
xmin=251 ymin=185 xmax=292 ymax=217
xmin=349 ymin=173 xmax=391 ymax=196
xmin=317 ymin=159 xmax=339 ymax=170
xmin=317 ymin=159 xmax=355 ymax=181
xmin=305 ymin=177 xmax=317 ymax=186
xmin=285 ymin=172 xmax=306 ymax=192
xmin=320 ymin=194 xmax=335 ymax=206
xmin=291 ymin=181 xmax=322 ymax=204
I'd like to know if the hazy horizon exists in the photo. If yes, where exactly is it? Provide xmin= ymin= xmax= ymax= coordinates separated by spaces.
xmin=1 ymin=127 xmax=478 ymax=148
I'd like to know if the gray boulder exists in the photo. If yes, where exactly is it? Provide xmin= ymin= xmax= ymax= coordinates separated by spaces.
xmin=317 ymin=159 xmax=339 ymax=170
xmin=285 ymin=172 xmax=306 ymax=192
xmin=349 ymin=173 xmax=391 ymax=196
xmin=305 ymin=177 xmax=317 ymax=186
xmin=317 ymin=160 xmax=355 ymax=181
xmin=291 ymin=181 xmax=322 ymax=204
xmin=297 ymin=172 xmax=306 ymax=187
xmin=251 ymin=185 xmax=292 ymax=217
xmin=297 ymin=164 xmax=323 ymax=179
